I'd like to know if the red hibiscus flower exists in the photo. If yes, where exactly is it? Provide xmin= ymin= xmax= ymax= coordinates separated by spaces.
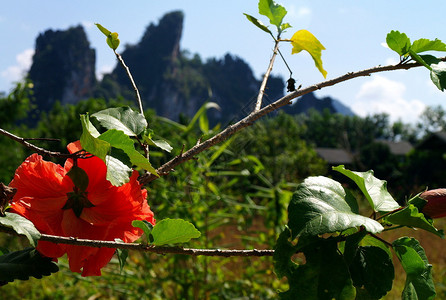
xmin=420 ymin=188 xmax=446 ymax=219
xmin=8 ymin=141 xmax=155 ymax=276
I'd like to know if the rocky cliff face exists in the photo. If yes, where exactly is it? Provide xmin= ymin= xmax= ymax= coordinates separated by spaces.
xmin=95 ymin=10 xmax=285 ymax=122
xmin=28 ymin=26 xmax=96 ymax=112
xmin=27 ymin=11 xmax=286 ymax=123
xmin=27 ymin=12 xmax=357 ymax=123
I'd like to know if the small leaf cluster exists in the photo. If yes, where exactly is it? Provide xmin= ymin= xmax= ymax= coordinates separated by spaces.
xmin=95 ymin=23 xmax=120 ymax=50
xmin=244 ymin=0 xmax=327 ymax=78
xmin=274 ymin=165 xmax=439 ymax=299
xmin=387 ymin=30 xmax=446 ymax=91
xmin=79 ymin=106 xmax=171 ymax=186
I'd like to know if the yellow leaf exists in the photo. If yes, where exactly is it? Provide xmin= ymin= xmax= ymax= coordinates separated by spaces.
xmin=290 ymin=29 xmax=327 ymax=78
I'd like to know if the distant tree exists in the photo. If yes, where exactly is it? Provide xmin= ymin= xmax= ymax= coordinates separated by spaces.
xmin=417 ymin=105 xmax=446 ymax=137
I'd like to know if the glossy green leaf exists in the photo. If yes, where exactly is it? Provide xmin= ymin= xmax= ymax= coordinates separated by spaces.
xmin=393 ymin=237 xmax=436 ymax=300
xmin=98 ymin=129 xmax=158 ymax=176
xmin=0 ymin=213 xmax=40 ymax=247
xmin=80 ymin=114 xmax=110 ymax=162
xmin=385 ymin=204 xmax=443 ymax=237
xmin=243 ymin=13 xmax=272 ymax=34
xmin=290 ymin=30 xmax=327 ymax=78
xmin=91 ymin=106 xmax=148 ymax=136
xmin=333 ymin=165 xmax=400 ymax=213
xmin=66 ymin=165 xmax=89 ymax=191
xmin=411 ymin=38 xmax=446 ymax=53
xmin=258 ymin=0 xmax=287 ymax=28
xmin=275 ymin=233 xmax=356 ymax=299
xmin=105 ymin=155 xmax=131 ymax=186
xmin=386 ymin=30 xmax=411 ymax=56
xmin=288 ymin=176 xmax=383 ymax=239
xmin=151 ymin=218 xmax=201 ymax=246
xmin=0 ymin=248 xmax=58 ymax=285
xmin=430 ymin=62 xmax=446 ymax=92
xmin=349 ymin=246 xmax=394 ymax=299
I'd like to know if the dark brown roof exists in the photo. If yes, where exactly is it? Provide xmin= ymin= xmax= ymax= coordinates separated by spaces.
xmin=377 ymin=140 xmax=413 ymax=156
xmin=315 ymin=148 xmax=353 ymax=164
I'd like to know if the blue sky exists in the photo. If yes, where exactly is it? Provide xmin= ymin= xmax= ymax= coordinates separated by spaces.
xmin=1 ymin=0 xmax=446 ymax=123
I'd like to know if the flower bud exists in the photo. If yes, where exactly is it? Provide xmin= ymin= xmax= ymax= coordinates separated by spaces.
xmin=420 ymin=188 xmax=446 ymax=219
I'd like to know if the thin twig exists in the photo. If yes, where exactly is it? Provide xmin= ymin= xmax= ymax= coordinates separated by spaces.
xmin=140 ymin=58 xmax=442 ymax=185
xmin=0 ymin=128 xmax=77 ymax=158
xmin=254 ymin=39 xmax=281 ymax=111
xmin=114 ymin=50 xmax=144 ymax=115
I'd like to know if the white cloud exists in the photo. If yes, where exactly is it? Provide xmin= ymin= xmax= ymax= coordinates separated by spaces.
xmin=297 ymin=7 xmax=311 ymax=18
xmin=81 ymin=20 xmax=94 ymax=29
xmin=1 ymin=48 xmax=34 ymax=83
xmin=352 ymin=75 xmax=425 ymax=123
xmin=96 ymin=64 xmax=114 ymax=80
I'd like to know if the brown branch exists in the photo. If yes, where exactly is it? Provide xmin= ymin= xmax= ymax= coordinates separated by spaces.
xmin=255 ymin=39 xmax=280 ymax=111
xmin=0 ymin=225 xmax=273 ymax=257
xmin=114 ymin=50 xmax=144 ymax=115
xmin=0 ymin=128 xmax=78 ymax=159
xmin=140 ymin=59 xmax=439 ymax=185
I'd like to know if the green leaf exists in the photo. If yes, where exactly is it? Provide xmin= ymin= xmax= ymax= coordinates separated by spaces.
xmin=430 ymin=62 xmax=446 ymax=92
xmin=280 ymin=23 xmax=291 ymax=32
xmin=114 ymin=238 xmax=128 ymax=274
xmin=288 ymin=176 xmax=384 ymax=240
xmin=290 ymin=29 xmax=327 ymax=78
xmin=131 ymin=220 xmax=154 ymax=242
xmin=349 ymin=246 xmax=394 ymax=299
xmin=107 ymin=32 xmax=120 ymax=50
xmin=273 ymin=227 xmax=298 ymax=279
xmin=199 ymin=106 xmax=209 ymax=133
xmin=105 ymin=155 xmax=131 ymax=186
xmin=91 ymin=106 xmax=148 ymax=137
xmin=386 ymin=30 xmax=411 ymax=56
xmin=393 ymin=237 xmax=436 ymax=300
xmin=80 ymin=114 xmax=110 ymax=162
xmin=243 ymin=13 xmax=272 ymax=34
xmin=151 ymin=218 xmax=201 ymax=246
xmin=258 ymin=0 xmax=287 ymax=28
xmin=385 ymin=204 xmax=443 ymax=237
xmin=98 ymin=129 xmax=158 ymax=176
xmin=0 ymin=248 xmax=59 ymax=285
xmin=185 ymin=102 xmax=220 ymax=134
xmin=146 ymin=139 xmax=173 ymax=153
xmin=276 ymin=234 xmax=356 ymax=299
xmin=95 ymin=23 xmax=120 ymax=50
xmin=411 ymin=38 xmax=446 ymax=54
xmin=333 ymin=165 xmax=400 ymax=213
xmin=0 ymin=213 xmax=41 ymax=247
xmin=66 ymin=165 xmax=89 ymax=191
xmin=95 ymin=23 xmax=111 ymax=36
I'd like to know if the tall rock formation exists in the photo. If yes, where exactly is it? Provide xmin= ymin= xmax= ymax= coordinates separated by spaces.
xmin=28 ymin=26 xmax=96 ymax=112
xmin=95 ymin=10 xmax=284 ymax=122
xmin=27 ymin=11 xmax=286 ymax=123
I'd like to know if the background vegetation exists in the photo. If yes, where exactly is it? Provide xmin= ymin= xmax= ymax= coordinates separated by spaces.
xmin=1 ymin=81 xmax=446 ymax=299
